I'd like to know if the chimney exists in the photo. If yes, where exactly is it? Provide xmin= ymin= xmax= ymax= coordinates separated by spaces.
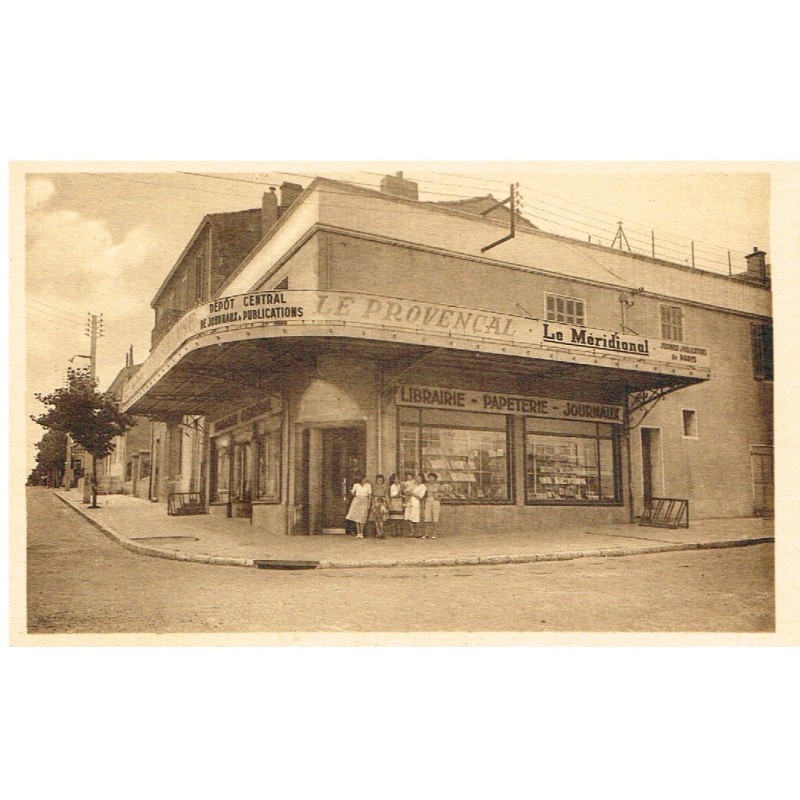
xmin=261 ymin=187 xmax=278 ymax=234
xmin=125 ymin=350 xmax=129 ymax=367
xmin=380 ymin=171 xmax=419 ymax=201
xmin=278 ymin=182 xmax=303 ymax=216
xmin=129 ymin=345 xmax=134 ymax=365
xmin=744 ymin=247 xmax=768 ymax=283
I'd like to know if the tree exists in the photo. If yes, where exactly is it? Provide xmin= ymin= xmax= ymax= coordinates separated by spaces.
xmin=28 ymin=429 xmax=67 ymax=487
xmin=31 ymin=367 xmax=135 ymax=508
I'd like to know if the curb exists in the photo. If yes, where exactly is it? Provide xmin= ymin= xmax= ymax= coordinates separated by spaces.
xmin=317 ymin=537 xmax=776 ymax=570
xmin=54 ymin=493 xmax=255 ymax=568
xmin=54 ymin=492 xmax=774 ymax=571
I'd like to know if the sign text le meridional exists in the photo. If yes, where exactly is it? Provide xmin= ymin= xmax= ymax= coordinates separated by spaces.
xmin=396 ymin=385 xmax=624 ymax=424
xmin=196 ymin=291 xmax=706 ymax=367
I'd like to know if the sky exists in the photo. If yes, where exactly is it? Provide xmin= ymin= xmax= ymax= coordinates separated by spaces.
xmin=22 ymin=164 xmax=771 ymax=473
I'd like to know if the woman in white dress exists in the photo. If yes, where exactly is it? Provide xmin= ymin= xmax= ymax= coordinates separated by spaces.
xmin=422 ymin=472 xmax=441 ymax=539
xmin=346 ymin=476 xmax=372 ymax=538
xmin=387 ymin=474 xmax=404 ymax=536
xmin=404 ymin=474 xmax=427 ymax=538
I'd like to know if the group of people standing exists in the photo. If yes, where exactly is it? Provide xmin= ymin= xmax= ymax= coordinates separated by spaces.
xmin=345 ymin=472 xmax=442 ymax=539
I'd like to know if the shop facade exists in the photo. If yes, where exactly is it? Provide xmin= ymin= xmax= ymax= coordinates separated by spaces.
xmin=121 ymin=175 xmax=772 ymax=536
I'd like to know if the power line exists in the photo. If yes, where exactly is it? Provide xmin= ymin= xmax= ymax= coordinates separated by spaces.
xmin=517 ymin=182 xmax=751 ymax=256
xmin=86 ymin=168 xmax=757 ymax=261
xmin=27 ymin=306 xmax=86 ymax=327
xmin=184 ymin=169 xmax=485 ymax=201
xmin=26 ymin=304 xmax=83 ymax=325
xmin=88 ymin=169 xmax=751 ymax=277
xmin=27 ymin=298 xmax=87 ymax=324
xmin=210 ymin=176 xmax=740 ymax=273
xmin=433 ymin=170 xmax=753 ymax=257
xmin=25 ymin=311 xmax=84 ymax=334
xmin=81 ymin=172 xmax=259 ymax=201
xmin=435 ymin=171 xmax=510 ymax=188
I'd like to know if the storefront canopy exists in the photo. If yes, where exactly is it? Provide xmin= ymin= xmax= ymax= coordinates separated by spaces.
xmin=122 ymin=290 xmax=710 ymax=417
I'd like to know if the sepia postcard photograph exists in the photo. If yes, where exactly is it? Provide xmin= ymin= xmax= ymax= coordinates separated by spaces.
xmin=6 ymin=9 xmax=800 ymax=800
xmin=10 ymin=161 xmax=795 ymax=645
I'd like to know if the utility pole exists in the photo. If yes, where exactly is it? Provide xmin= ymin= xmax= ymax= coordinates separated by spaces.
xmin=611 ymin=221 xmax=632 ymax=252
xmin=481 ymin=183 xmax=522 ymax=253
xmin=86 ymin=312 xmax=102 ymax=380
xmin=63 ymin=342 xmax=93 ymax=490
xmin=81 ymin=313 xmax=103 ymax=502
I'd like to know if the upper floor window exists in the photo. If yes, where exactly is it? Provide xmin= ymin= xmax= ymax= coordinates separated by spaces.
xmin=545 ymin=293 xmax=586 ymax=326
xmin=751 ymin=322 xmax=773 ymax=381
xmin=660 ymin=305 xmax=683 ymax=342
xmin=682 ymin=409 xmax=698 ymax=438
xmin=195 ymin=254 xmax=206 ymax=303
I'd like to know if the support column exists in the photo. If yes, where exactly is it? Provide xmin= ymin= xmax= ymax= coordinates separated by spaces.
xmin=307 ymin=428 xmax=322 ymax=536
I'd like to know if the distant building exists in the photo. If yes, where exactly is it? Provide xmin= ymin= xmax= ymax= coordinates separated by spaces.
xmin=95 ymin=350 xmax=151 ymax=497
xmin=121 ymin=174 xmax=773 ymax=535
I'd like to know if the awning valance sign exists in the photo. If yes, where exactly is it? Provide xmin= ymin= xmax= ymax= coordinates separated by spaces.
xmin=210 ymin=394 xmax=283 ymax=435
xmin=396 ymin=385 xmax=625 ymax=424
xmin=198 ymin=291 xmax=709 ymax=368
xmin=122 ymin=290 xmax=710 ymax=410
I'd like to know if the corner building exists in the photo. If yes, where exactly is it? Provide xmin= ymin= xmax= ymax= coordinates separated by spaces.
xmin=121 ymin=175 xmax=773 ymax=536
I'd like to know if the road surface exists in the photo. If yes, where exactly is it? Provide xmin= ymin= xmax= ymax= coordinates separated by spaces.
xmin=25 ymin=488 xmax=774 ymax=634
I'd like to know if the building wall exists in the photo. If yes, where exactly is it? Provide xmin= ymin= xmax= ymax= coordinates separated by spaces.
xmin=133 ymin=181 xmax=772 ymax=533
xmin=152 ymin=229 xmax=210 ymax=347
xmin=209 ymin=212 xmax=263 ymax=297
xmin=627 ymin=318 xmax=773 ymax=519
xmin=317 ymin=232 xmax=771 ymax=521
xmin=322 ymin=232 xmax=770 ymax=339
xmin=252 ymin=235 xmax=320 ymax=292
xmin=221 ymin=192 xmax=323 ymax=297
xmin=198 ymin=352 xmax=633 ymax=536
xmin=314 ymin=184 xmax=770 ymax=318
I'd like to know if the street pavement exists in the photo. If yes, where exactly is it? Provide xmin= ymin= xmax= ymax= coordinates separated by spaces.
xmin=24 ymin=487 xmax=775 ymax=634
xmin=53 ymin=487 xmax=774 ymax=570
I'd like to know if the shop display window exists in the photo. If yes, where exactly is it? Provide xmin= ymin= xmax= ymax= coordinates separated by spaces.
xmin=211 ymin=442 xmax=231 ymax=503
xmin=255 ymin=429 xmax=281 ymax=502
xmin=398 ymin=408 xmax=511 ymax=503
xmin=211 ymin=414 xmax=282 ymax=504
xmin=525 ymin=418 xmax=621 ymax=504
xmin=232 ymin=441 xmax=253 ymax=501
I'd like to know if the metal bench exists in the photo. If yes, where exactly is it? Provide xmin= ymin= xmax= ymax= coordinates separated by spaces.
xmin=639 ymin=497 xmax=689 ymax=529
xmin=167 ymin=492 xmax=208 ymax=516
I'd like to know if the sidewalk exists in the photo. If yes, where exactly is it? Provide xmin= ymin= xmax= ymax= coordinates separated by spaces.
xmin=54 ymin=489 xmax=774 ymax=570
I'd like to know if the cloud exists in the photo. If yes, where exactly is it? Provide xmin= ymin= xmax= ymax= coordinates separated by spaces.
xmin=27 ymin=209 xmax=158 ymax=302
xmin=25 ymin=193 xmax=167 ymax=470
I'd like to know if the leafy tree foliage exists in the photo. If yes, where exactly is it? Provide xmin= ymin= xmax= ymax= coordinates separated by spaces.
xmin=31 ymin=368 xmax=135 ymax=505
xmin=27 ymin=429 xmax=67 ymax=486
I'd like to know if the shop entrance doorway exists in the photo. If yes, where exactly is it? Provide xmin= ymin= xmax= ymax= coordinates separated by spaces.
xmin=640 ymin=427 xmax=663 ymax=506
xmin=321 ymin=427 xmax=366 ymax=533
xmin=750 ymin=445 xmax=774 ymax=517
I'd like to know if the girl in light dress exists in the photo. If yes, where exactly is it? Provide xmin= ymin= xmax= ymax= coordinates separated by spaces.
xmin=346 ymin=475 xmax=371 ymax=538
xmin=404 ymin=473 xmax=427 ymax=538
xmin=369 ymin=474 xmax=389 ymax=538
xmin=400 ymin=472 xmax=416 ymax=507
xmin=387 ymin=473 xmax=404 ymax=536
xmin=421 ymin=472 xmax=441 ymax=539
